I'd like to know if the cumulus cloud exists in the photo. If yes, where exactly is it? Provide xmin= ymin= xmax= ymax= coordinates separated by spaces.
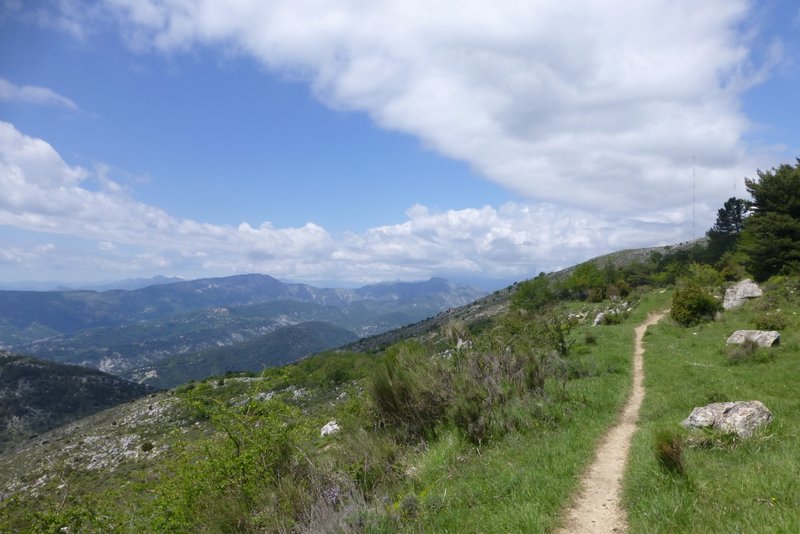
xmin=4 ymin=1 xmax=785 ymax=283
xmin=0 ymin=78 xmax=79 ymax=110
xmin=0 ymin=121 xmax=694 ymax=283
xmin=83 ymin=0 xmax=769 ymax=217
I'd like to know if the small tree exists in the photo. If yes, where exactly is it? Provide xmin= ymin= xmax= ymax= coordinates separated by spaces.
xmin=564 ymin=261 xmax=605 ymax=301
xmin=511 ymin=273 xmax=555 ymax=311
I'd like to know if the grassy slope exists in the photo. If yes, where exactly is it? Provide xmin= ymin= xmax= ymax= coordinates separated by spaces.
xmin=0 ymin=292 xmax=669 ymax=533
xmin=625 ymin=287 xmax=800 ymax=532
xmin=391 ymin=290 xmax=673 ymax=533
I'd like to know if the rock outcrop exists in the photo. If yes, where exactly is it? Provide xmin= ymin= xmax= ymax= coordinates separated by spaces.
xmin=726 ymin=330 xmax=781 ymax=347
xmin=723 ymin=279 xmax=762 ymax=310
xmin=682 ymin=400 xmax=772 ymax=438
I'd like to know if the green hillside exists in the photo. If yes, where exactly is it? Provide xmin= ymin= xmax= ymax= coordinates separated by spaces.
xmin=132 ymin=321 xmax=359 ymax=389
xmin=0 ymin=352 xmax=152 ymax=452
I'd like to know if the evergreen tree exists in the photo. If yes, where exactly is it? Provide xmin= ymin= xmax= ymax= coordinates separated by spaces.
xmin=740 ymin=159 xmax=800 ymax=281
xmin=706 ymin=197 xmax=747 ymax=260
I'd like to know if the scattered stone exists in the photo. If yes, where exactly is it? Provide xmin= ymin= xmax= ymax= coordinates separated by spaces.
xmin=726 ymin=330 xmax=780 ymax=347
xmin=593 ymin=312 xmax=605 ymax=326
xmin=723 ymin=279 xmax=763 ymax=310
xmin=320 ymin=420 xmax=340 ymax=437
xmin=682 ymin=400 xmax=772 ymax=438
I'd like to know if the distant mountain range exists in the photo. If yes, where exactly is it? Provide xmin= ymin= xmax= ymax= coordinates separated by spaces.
xmin=0 ymin=274 xmax=484 ymax=381
xmin=0 ymin=275 xmax=186 ymax=292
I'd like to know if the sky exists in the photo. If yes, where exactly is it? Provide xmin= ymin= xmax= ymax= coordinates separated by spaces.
xmin=1 ymin=0 xmax=799 ymax=289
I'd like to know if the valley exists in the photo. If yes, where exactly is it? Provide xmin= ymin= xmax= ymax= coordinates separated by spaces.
xmin=0 ymin=275 xmax=484 ymax=387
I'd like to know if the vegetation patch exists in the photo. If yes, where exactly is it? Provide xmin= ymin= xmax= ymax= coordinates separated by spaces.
xmin=670 ymin=283 xmax=722 ymax=326
xmin=624 ymin=276 xmax=800 ymax=533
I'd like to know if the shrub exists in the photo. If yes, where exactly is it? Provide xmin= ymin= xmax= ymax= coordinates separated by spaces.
xmin=754 ymin=311 xmax=788 ymax=331
xmin=370 ymin=312 xmax=569 ymax=446
xmin=717 ymin=252 xmax=747 ymax=281
xmin=671 ymin=284 xmax=722 ymax=326
xmin=654 ymin=429 xmax=685 ymax=476
xmin=601 ymin=309 xmax=628 ymax=325
xmin=141 ymin=441 xmax=154 ymax=453
xmin=369 ymin=343 xmax=452 ymax=440
xmin=148 ymin=397 xmax=304 ymax=532
xmin=685 ymin=262 xmax=723 ymax=291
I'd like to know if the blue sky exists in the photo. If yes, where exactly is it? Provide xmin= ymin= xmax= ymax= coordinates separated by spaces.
xmin=1 ymin=0 xmax=799 ymax=289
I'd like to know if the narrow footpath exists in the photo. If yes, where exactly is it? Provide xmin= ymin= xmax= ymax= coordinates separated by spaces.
xmin=557 ymin=312 xmax=666 ymax=533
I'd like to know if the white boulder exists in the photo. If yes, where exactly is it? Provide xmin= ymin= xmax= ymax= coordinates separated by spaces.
xmin=682 ymin=400 xmax=772 ymax=438
xmin=726 ymin=330 xmax=780 ymax=347
xmin=320 ymin=420 xmax=341 ymax=437
xmin=723 ymin=279 xmax=763 ymax=310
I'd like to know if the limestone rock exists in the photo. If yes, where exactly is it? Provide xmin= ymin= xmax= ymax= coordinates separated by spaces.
xmin=726 ymin=330 xmax=780 ymax=347
xmin=320 ymin=420 xmax=340 ymax=437
xmin=592 ymin=312 xmax=605 ymax=326
xmin=682 ymin=400 xmax=772 ymax=438
xmin=723 ymin=279 xmax=763 ymax=310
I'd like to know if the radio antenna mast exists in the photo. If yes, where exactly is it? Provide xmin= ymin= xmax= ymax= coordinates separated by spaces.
xmin=692 ymin=156 xmax=696 ymax=240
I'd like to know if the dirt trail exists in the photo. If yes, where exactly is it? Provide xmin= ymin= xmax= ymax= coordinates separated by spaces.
xmin=557 ymin=311 xmax=666 ymax=533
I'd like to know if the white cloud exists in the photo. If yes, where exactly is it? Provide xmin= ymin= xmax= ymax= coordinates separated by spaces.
xmin=0 ymin=241 xmax=55 ymax=265
xmin=0 ymin=121 xmax=700 ymax=283
xmin=5 ymin=1 xmax=786 ymax=283
xmin=0 ymin=78 xmax=79 ymax=110
xmin=82 ymin=0 xmax=770 ymax=217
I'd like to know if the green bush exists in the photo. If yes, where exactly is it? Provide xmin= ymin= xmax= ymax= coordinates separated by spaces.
xmin=147 ymin=396 xmax=306 ymax=532
xmin=671 ymin=284 xmax=722 ymax=326
xmin=754 ymin=311 xmax=788 ymax=331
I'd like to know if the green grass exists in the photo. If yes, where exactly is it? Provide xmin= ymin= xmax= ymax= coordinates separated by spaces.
xmin=0 ymin=290 xmax=681 ymax=533
xmin=374 ymin=290 xmax=673 ymax=533
xmin=624 ymin=283 xmax=800 ymax=533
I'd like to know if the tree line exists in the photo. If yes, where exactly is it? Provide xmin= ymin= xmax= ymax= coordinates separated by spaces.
xmin=512 ymin=158 xmax=800 ymax=313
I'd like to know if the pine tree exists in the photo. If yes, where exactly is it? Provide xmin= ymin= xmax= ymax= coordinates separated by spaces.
xmin=706 ymin=197 xmax=747 ymax=260
xmin=740 ymin=159 xmax=800 ymax=281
